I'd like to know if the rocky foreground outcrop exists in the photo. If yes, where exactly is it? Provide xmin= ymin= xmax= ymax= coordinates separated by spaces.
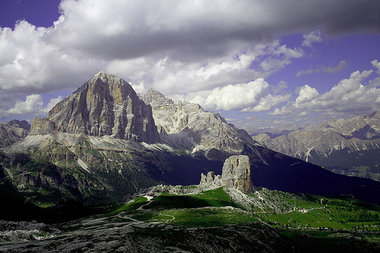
xmin=200 ymin=155 xmax=253 ymax=193
xmin=30 ymin=72 xmax=160 ymax=143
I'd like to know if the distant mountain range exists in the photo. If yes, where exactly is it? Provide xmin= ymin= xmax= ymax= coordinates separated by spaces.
xmin=1 ymin=72 xmax=379 ymax=220
xmin=0 ymin=120 xmax=30 ymax=147
xmin=253 ymin=112 xmax=380 ymax=181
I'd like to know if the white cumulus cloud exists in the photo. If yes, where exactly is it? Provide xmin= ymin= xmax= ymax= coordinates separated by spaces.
xmin=273 ymin=63 xmax=380 ymax=117
xmin=0 ymin=21 xmax=103 ymax=94
xmin=1 ymin=94 xmax=63 ymax=118
xmin=188 ymin=78 xmax=290 ymax=112
xmin=302 ymin=30 xmax=322 ymax=47
xmin=107 ymin=40 xmax=303 ymax=96
xmin=7 ymin=94 xmax=43 ymax=115
xmin=372 ymin=59 xmax=380 ymax=74
xmin=295 ymin=85 xmax=319 ymax=104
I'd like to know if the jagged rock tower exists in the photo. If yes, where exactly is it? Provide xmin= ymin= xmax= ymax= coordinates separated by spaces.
xmin=200 ymin=155 xmax=253 ymax=193
xmin=222 ymin=155 xmax=253 ymax=193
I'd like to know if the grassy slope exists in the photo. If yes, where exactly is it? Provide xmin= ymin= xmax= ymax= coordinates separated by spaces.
xmin=109 ymin=187 xmax=380 ymax=245
xmin=259 ymin=195 xmax=380 ymax=232
xmin=111 ymin=187 xmax=258 ymax=225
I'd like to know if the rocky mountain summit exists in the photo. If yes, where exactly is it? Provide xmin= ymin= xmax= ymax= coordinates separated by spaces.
xmin=200 ymin=155 xmax=253 ymax=193
xmin=31 ymin=72 xmax=159 ymax=143
xmin=253 ymin=112 xmax=380 ymax=181
xmin=0 ymin=120 xmax=30 ymax=148
xmin=7 ymin=120 xmax=31 ymax=131
xmin=143 ymin=89 xmax=257 ymax=154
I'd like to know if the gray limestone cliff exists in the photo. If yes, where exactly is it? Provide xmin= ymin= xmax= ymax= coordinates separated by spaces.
xmin=253 ymin=112 xmax=380 ymax=161
xmin=7 ymin=120 xmax=31 ymax=131
xmin=0 ymin=121 xmax=30 ymax=148
xmin=200 ymin=155 xmax=253 ymax=193
xmin=200 ymin=171 xmax=223 ymax=187
xmin=143 ymin=89 xmax=257 ymax=154
xmin=222 ymin=155 xmax=253 ymax=193
xmin=29 ymin=72 xmax=160 ymax=143
xmin=29 ymin=117 xmax=55 ymax=135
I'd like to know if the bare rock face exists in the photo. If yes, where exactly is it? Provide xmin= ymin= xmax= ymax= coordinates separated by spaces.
xmin=199 ymin=155 xmax=253 ymax=193
xmin=29 ymin=117 xmax=55 ymax=135
xmin=200 ymin=171 xmax=222 ymax=187
xmin=222 ymin=155 xmax=253 ymax=193
xmin=30 ymin=72 xmax=160 ymax=143
xmin=252 ymin=111 xmax=380 ymax=181
xmin=7 ymin=120 xmax=31 ymax=131
xmin=143 ymin=89 xmax=257 ymax=153
xmin=0 ymin=122 xmax=29 ymax=147
xmin=200 ymin=173 xmax=207 ymax=184
xmin=253 ymin=111 xmax=380 ymax=161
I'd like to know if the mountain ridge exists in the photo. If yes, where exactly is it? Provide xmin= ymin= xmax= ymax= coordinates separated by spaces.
xmin=1 ymin=72 xmax=380 ymax=217
xmin=0 ymin=120 xmax=30 ymax=148
xmin=143 ymin=88 xmax=258 ymax=155
xmin=253 ymin=112 xmax=380 ymax=181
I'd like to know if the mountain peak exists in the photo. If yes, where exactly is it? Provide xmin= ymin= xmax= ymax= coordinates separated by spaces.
xmin=72 ymin=71 xmax=132 ymax=98
xmin=95 ymin=70 xmax=108 ymax=75
xmin=145 ymin=88 xmax=165 ymax=97
xmin=31 ymin=73 xmax=160 ymax=143
xmin=7 ymin=120 xmax=31 ymax=131
xmin=143 ymin=88 xmax=257 ymax=154
xmin=92 ymin=71 xmax=120 ymax=81
xmin=143 ymin=88 xmax=174 ymax=107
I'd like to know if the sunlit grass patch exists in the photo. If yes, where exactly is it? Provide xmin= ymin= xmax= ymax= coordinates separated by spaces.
xmin=109 ymin=196 xmax=148 ymax=214
xmin=154 ymin=208 xmax=258 ymax=226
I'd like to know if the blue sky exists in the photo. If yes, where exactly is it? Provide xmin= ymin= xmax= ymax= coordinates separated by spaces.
xmin=1 ymin=0 xmax=380 ymax=133
xmin=0 ymin=0 xmax=61 ymax=28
